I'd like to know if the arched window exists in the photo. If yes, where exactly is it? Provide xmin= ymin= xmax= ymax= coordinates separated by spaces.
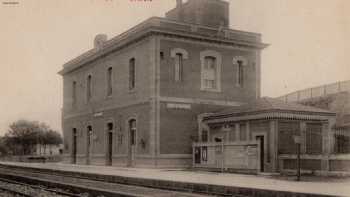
xmin=129 ymin=58 xmax=135 ymax=90
xmin=174 ymin=53 xmax=183 ymax=82
xmin=233 ymin=56 xmax=248 ymax=87
xmin=170 ymin=48 xmax=188 ymax=82
xmin=87 ymin=75 xmax=92 ymax=101
xmin=129 ymin=119 xmax=136 ymax=146
xmin=200 ymin=50 xmax=222 ymax=91
xmin=203 ymin=56 xmax=217 ymax=89
xmin=107 ymin=67 xmax=113 ymax=96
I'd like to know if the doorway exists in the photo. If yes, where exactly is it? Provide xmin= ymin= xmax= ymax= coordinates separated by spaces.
xmin=86 ymin=126 xmax=92 ymax=165
xmin=194 ymin=147 xmax=201 ymax=164
xmin=106 ymin=123 xmax=113 ymax=166
xmin=256 ymin=136 xmax=264 ymax=172
xmin=72 ymin=128 xmax=77 ymax=164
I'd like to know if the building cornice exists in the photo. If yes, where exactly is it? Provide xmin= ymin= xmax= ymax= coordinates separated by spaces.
xmin=58 ymin=17 xmax=267 ymax=76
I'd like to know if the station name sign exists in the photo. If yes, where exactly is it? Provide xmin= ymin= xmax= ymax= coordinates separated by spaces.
xmin=166 ymin=103 xmax=191 ymax=109
xmin=94 ymin=112 xmax=103 ymax=117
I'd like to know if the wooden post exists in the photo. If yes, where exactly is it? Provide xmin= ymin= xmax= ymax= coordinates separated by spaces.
xmin=297 ymin=143 xmax=301 ymax=181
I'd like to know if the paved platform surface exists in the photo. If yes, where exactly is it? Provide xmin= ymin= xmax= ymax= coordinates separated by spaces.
xmin=0 ymin=161 xmax=349 ymax=196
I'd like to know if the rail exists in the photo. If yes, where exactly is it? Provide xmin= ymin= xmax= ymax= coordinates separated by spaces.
xmin=0 ymin=176 xmax=81 ymax=197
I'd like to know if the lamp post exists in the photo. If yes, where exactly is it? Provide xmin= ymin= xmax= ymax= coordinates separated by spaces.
xmin=293 ymin=135 xmax=301 ymax=181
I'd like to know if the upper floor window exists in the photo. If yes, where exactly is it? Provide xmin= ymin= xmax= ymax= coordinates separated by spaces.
xmin=174 ymin=53 xmax=183 ymax=82
xmin=87 ymin=75 xmax=92 ymax=101
xmin=200 ymin=50 xmax=222 ymax=92
xmin=72 ymin=81 xmax=77 ymax=106
xmin=129 ymin=58 xmax=135 ymax=90
xmin=203 ymin=56 xmax=217 ymax=89
xmin=233 ymin=56 xmax=247 ymax=87
xmin=107 ymin=67 xmax=113 ymax=96
xmin=238 ymin=61 xmax=244 ymax=86
xmin=170 ymin=48 xmax=188 ymax=82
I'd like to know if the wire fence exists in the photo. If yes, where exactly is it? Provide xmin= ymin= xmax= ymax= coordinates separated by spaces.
xmin=278 ymin=80 xmax=350 ymax=103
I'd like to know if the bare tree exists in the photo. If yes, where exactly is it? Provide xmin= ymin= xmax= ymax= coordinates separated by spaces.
xmin=4 ymin=120 xmax=62 ymax=155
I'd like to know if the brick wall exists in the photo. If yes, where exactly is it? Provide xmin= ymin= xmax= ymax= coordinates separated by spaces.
xmin=62 ymin=103 xmax=151 ymax=163
xmin=62 ymin=38 xmax=152 ymax=116
xmin=159 ymin=39 xmax=258 ymax=103
xmin=159 ymin=102 xmax=227 ymax=154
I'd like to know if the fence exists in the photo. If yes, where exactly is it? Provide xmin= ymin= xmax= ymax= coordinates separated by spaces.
xmin=192 ymin=141 xmax=259 ymax=172
xmin=278 ymin=80 xmax=350 ymax=103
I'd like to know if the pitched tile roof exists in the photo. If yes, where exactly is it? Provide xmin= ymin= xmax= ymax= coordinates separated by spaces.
xmin=215 ymin=97 xmax=334 ymax=116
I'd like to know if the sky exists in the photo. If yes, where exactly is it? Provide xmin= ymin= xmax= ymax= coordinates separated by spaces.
xmin=0 ymin=0 xmax=349 ymax=135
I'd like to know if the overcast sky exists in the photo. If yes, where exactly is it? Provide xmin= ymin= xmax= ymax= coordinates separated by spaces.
xmin=0 ymin=0 xmax=349 ymax=135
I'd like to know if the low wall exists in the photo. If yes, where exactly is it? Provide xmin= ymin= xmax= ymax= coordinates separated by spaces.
xmin=193 ymin=141 xmax=259 ymax=173
xmin=279 ymin=154 xmax=350 ymax=176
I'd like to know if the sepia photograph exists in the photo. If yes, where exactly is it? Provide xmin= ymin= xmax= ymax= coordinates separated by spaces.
xmin=0 ymin=0 xmax=349 ymax=196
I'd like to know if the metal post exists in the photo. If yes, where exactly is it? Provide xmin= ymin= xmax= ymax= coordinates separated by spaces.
xmin=221 ymin=141 xmax=224 ymax=173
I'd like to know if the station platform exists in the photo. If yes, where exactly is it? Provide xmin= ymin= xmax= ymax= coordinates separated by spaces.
xmin=0 ymin=161 xmax=349 ymax=196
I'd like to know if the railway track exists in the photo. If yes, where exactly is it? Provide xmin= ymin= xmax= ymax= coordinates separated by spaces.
xmin=0 ymin=166 xmax=215 ymax=197
xmin=0 ymin=184 xmax=32 ymax=197
xmin=0 ymin=176 xmax=81 ymax=197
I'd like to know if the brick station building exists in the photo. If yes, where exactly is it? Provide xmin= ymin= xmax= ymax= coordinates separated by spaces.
xmin=58 ymin=0 xmax=267 ymax=167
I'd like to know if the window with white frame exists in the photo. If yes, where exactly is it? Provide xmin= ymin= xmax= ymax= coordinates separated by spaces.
xmin=170 ymin=48 xmax=188 ymax=82
xmin=203 ymin=56 xmax=217 ymax=89
xmin=233 ymin=56 xmax=247 ymax=87
xmin=174 ymin=53 xmax=183 ymax=82
xmin=200 ymin=50 xmax=221 ymax=91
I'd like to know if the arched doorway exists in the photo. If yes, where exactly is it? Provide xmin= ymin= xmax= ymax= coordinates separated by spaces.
xmin=72 ymin=128 xmax=77 ymax=164
xmin=86 ymin=125 xmax=92 ymax=165
xmin=106 ymin=122 xmax=113 ymax=166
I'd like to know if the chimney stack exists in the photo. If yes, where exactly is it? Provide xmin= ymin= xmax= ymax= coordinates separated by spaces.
xmin=94 ymin=34 xmax=108 ymax=50
xmin=176 ymin=0 xmax=182 ymax=8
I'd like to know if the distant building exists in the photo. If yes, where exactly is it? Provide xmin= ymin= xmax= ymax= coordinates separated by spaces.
xmin=34 ymin=144 xmax=63 ymax=156
xmin=58 ymin=0 xmax=266 ymax=167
